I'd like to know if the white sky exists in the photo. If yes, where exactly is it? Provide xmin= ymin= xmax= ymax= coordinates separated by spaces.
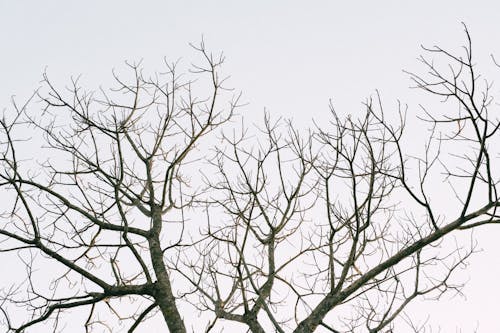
xmin=1 ymin=1 xmax=499 ymax=332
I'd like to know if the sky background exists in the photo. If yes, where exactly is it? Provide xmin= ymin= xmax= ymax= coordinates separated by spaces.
xmin=1 ymin=1 xmax=499 ymax=331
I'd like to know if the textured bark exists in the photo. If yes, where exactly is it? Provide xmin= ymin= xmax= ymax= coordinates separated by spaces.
xmin=246 ymin=316 xmax=266 ymax=333
xmin=149 ymin=209 xmax=186 ymax=333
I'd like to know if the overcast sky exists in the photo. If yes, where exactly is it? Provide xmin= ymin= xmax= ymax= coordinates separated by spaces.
xmin=1 ymin=1 xmax=500 ymax=331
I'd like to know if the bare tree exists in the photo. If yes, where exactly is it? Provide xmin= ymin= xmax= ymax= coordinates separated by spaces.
xmin=1 ymin=26 xmax=499 ymax=333
xmin=0 ymin=43 xmax=239 ymax=333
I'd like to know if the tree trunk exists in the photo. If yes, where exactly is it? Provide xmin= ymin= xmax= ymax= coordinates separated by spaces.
xmin=149 ymin=234 xmax=186 ymax=333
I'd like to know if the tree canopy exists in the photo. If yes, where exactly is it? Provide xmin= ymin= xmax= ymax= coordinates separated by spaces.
xmin=0 ymin=27 xmax=498 ymax=333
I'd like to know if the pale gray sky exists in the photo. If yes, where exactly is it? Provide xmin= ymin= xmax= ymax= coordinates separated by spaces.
xmin=1 ymin=1 xmax=499 ymax=331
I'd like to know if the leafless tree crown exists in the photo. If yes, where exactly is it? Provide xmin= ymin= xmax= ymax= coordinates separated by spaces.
xmin=0 ymin=26 xmax=498 ymax=333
